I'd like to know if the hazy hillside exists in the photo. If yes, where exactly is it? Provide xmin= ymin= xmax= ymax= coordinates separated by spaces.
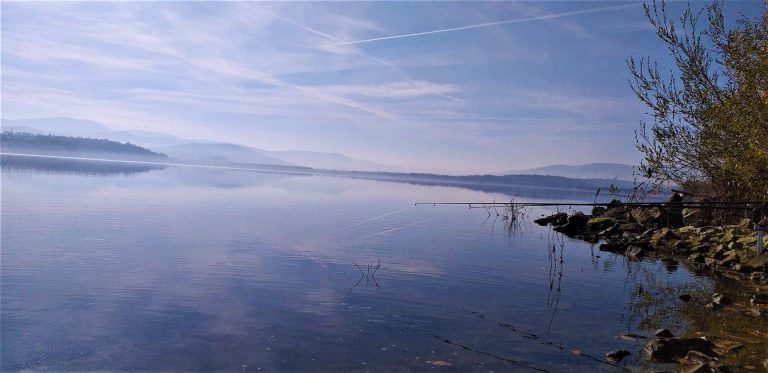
xmin=1 ymin=118 xmax=188 ymax=148
xmin=506 ymin=163 xmax=636 ymax=181
xmin=2 ymin=118 xmax=386 ymax=170
xmin=264 ymin=150 xmax=390 ymax=171
xmin=1 ymin=132 xmax=168 ymax=161
xmin=155 ymin=143 xmax=293 ymax=166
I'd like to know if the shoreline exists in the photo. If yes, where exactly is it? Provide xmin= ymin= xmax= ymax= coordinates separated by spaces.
xmin=534 ymin=202 xmax=768 ymax=371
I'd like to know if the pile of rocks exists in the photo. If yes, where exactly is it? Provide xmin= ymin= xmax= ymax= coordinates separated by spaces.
xmin=534 ymin=201 xmax=768 ymax=283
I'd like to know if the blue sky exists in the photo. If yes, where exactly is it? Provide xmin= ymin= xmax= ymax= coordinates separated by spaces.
xmin=1 ymin=1 xmax=763 ymax=174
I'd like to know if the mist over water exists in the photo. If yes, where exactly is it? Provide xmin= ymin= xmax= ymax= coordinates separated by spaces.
xmin=1 ymin=160 xmax=708 ymax=371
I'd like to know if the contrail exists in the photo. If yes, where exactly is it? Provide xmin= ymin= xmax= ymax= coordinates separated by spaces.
xmin=356 ymin=218 xmax=433 ymax=241
xmin=330 ymin=3 xmax=641 ymax=46
xmin=271 ymin=12 xmax=464 ymax=103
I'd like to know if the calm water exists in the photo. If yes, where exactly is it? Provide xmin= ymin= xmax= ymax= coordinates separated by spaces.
xmin=1 ymin=160 xmax=710 ymax=371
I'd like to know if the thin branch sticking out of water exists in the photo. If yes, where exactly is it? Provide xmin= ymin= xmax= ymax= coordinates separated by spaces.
xmin=352 ymin=259 xmax=381 ymax=290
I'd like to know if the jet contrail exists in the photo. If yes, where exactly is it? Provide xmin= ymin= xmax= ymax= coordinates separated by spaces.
xmin=330 ymin=3 xmax=641 ymax=46
xmin=272 ymin=12 xmax=464 ymax=103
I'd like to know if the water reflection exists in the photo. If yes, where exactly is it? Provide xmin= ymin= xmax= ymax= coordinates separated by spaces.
xmin=1 ymin=153 xmax=165 ymax=175
xmin=1 ymin=163 xmax=716 ymax=371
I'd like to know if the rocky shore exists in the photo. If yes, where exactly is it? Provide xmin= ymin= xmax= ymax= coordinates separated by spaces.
xmin=534 ymin=199 xmax=768 ymax=372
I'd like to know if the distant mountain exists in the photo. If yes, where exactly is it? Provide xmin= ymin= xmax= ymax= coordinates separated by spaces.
xmin=2 ymin=117 xmax=111 ymax=136
xmin=1 ymin=132 xmax=168 ymax=161
xmin=155 ymin=143 xmax=293 ymax=167
xmin=1 ymin=118 xmax=188 ymax=148
xmin=264 ymin=150 xmax=390 ymax=171
xmin=505 ymin=163 xmax=636 ymax=181
xmin=1 ymin=117 xmax=385 ymax=170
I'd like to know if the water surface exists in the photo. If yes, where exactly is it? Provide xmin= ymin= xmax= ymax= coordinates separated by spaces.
xmin=1 ymin=160 xmax=710 ymax=371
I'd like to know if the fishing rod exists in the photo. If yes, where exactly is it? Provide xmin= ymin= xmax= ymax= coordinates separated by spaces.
xmin=415 ymin=201 xmax=767 ymax=211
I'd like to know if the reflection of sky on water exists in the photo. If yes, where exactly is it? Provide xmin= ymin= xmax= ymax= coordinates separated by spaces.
xmin=1 ymin=163 xmax=709 ymax=371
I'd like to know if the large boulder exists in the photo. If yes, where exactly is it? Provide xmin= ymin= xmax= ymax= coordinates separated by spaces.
xmin=642 ymin=338 xmax=716 ymax=363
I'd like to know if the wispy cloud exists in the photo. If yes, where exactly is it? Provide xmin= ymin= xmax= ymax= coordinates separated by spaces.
xmin=330 ymin=3 xmax=641 ymax=46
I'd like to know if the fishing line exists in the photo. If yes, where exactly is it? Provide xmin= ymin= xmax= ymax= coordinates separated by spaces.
xmin=340 ymin=205 xmax=415 ymax=231
xmin=356 ymin=218 xmax=434 ymax=242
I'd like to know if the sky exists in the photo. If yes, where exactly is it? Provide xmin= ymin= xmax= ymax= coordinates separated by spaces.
xmin=1 ymin=1 xmax=764 ymax=174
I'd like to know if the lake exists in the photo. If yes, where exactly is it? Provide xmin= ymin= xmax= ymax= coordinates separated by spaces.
xmin=1 ymin=158 xmax=712 ymax=371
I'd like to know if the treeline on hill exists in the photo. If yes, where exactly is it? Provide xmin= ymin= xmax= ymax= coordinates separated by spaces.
xmin=1 ymin=132 xmax=167 ymax=159
xmin=630 ymin=0 xmax=767 ymax=202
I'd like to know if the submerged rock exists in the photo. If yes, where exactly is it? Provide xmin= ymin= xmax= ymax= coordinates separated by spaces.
xmin=606 ymin=349 xmax=630 ymax=362
xmin=642 ymin=337 xmax=716 ymax=362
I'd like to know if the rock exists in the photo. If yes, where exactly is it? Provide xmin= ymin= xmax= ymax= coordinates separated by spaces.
xmin=692 ymin=244 xmax=711 ymax=254
xmin=567 ymin=211 xmax=589 ymax=225
xmin=712 ymin=293 xmax=732 ymax=306
xmin=591 ymin=206 xmax=606 ymax=216
xmin=553 ymin=222 xmax=584 ymax=236
xmin=642 ymin=337 xmax=716 ymax=363
xmin=737 ymin=235 xmax=758 ymax=246
xmin=605 ymin=349 xmax=631 ymax=362
xmin=679 ymin=363 xmax=711 ymax=373
xmin=685 ymin=350 xmax=713 ymax=364
xmin=586 ymin=217 xmax=615 ymax=231
xmin=619 ymin=333 xmax=648 ymax=342
xmin=711 ymin=244 xmax=727 ymax=259
xmin=722 ymin=230 xmax=737 ymax=243
xmin=599 ymin=241 xmax=626 ymax=253
xmin=750 ymin=292 xmax=768 ymax=305
xmin=719 ymin=251 xmax=740 ymax=267
xmin=626 ymin=245 xmax=645 ymax=260
xmin=704 ymin=257 xmax=719 ymax=267
xmin=654 ymin=328 xmax=674 ymax=338
xmin=534 ymin=212 xmax=568 ymax=226
xmin=679 ymin=294 xmax=692 ymax=302
xmin=599 ymin=224 xmax=621 ymax=237
xmin=740 ymin=255 xmax=768 ymax=273
xmin=551 ymin=212 xmax=591 ymax=235
xmin=651 ymin=228 xmax=682 ymax=246
xmin=689 ymin=253 xmax=705 ymax=263
xmin=631 ymin=207 xmax=663 ymax=226
xmin=750 ymin=272 xmax=767 ymax=284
